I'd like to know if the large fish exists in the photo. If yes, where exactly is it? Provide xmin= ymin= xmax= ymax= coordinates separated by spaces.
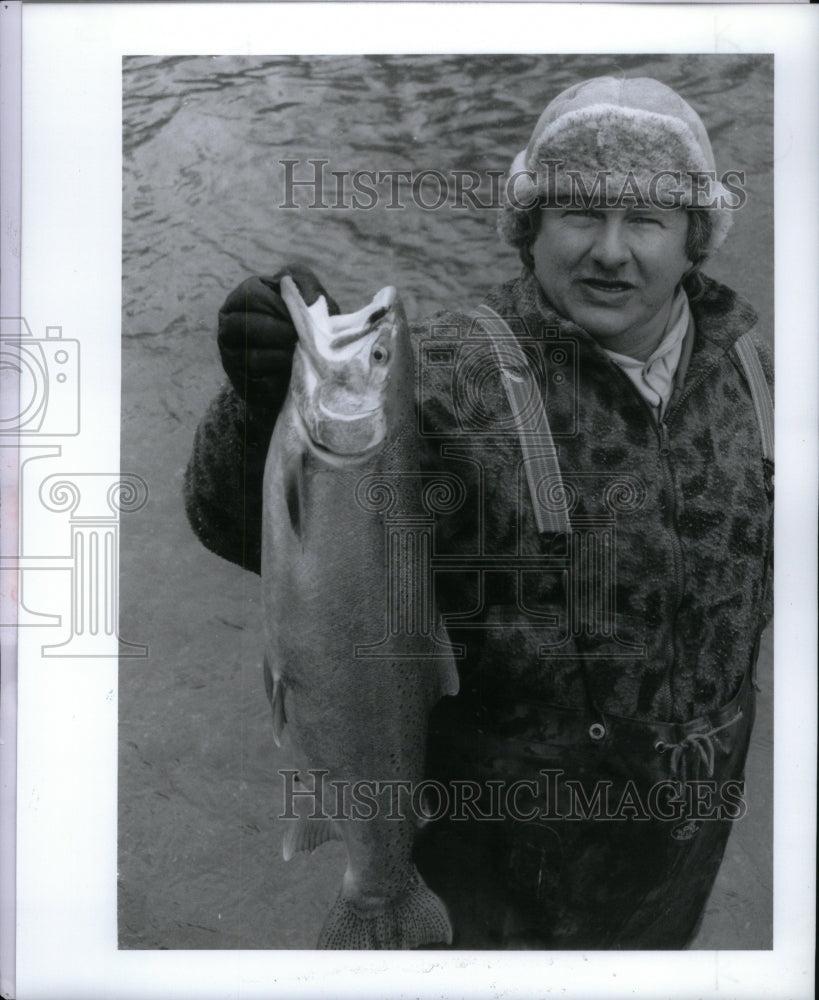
xmin=261 ymin=276 xmax=459 ymax=949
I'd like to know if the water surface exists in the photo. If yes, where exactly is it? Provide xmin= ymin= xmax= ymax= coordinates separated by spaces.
xmin=119 ymin=53 xmax=773 ymax=950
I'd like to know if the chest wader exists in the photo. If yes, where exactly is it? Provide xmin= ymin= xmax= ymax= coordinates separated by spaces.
xmin=415 ymin=307 xmax=773 ymax=950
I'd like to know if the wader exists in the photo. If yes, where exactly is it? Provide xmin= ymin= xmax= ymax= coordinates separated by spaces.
xmin=417 ymin=669 xmax=756 ymax=948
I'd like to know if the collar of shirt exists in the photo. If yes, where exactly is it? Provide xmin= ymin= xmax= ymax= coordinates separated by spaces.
xmin=602 ymin=287 xmax=691 ymax=418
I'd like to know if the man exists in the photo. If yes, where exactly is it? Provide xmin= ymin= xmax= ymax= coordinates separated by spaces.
xmin=184 ymin=77 xmax=773 ymax=948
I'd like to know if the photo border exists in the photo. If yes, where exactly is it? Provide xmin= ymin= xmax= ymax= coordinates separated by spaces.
xmin=6 ymin=3 xmax=818 ymax=998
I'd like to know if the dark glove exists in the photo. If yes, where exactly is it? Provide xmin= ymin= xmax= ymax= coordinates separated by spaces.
xmin=217 ymin=263 xmax=340 ymax=410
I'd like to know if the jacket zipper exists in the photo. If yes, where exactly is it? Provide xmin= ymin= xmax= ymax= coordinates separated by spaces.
xmin=654 ymin=419 xmax=684 ymax=720
xmin=656 ymin=353 xmax=731 ymax=719
xmin=589 ymin=346 xmax=732 ymax=720
xmin=604 ymin=363 xmax=693 ymax=721
xmin=654 ymin=356 xmax=735 ymax=719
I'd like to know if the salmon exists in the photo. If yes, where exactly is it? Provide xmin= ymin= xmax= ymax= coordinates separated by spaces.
xmin=261 ymin=276 xmax=459 ymax=949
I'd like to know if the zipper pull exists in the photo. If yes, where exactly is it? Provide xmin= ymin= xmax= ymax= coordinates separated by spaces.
xmin=659 ymin=422 xmax=671 ymax=458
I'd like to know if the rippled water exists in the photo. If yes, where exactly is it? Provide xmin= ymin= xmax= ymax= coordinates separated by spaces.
xmin=119 ymin=53 xmax=773 ymax=951
xmin=122 ymin=54 xmax=773 ymax=339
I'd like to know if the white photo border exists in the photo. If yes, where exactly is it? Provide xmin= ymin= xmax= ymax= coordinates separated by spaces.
xmin=11 ymin=3 xmax=818 ymax=999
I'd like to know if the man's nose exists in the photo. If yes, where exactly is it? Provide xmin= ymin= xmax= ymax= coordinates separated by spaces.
xmin=589 ymin=218 xmax=631 ymax=269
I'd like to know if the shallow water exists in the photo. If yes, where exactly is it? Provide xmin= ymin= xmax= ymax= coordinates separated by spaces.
xmin=122 ymin=53 xmax=773 ymax=335
xmin=119 ymin=54 xmax=773 ymax=951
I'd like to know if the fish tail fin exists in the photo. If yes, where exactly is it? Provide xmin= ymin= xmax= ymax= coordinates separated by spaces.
xmin=282 ymin=816 xmax=342 ymax=861
xmin=317 ymin=868 xmax=453 ymax=949
xmin=263 ymin=655 xmax=287 ymax=747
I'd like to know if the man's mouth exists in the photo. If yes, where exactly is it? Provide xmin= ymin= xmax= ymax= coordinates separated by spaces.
xmin=579 ymin=278 xmax=636 ymax=293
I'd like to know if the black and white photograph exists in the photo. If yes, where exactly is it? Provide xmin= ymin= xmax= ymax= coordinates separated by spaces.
xmin=4 ymin=4 xmax=817 ymax=999
xmin=119 ymin=52 xmax=776 ymax=951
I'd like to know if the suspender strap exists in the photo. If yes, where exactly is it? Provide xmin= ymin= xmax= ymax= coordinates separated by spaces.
xmin=732 ymin=332 xmax=773 ymax=692
xmin=471 ymin=316 xmax=772 ymax=529
xmin=733 ymin=333 xmax=775 ymax=463
xmin=473 ymin=304 xmax=571 ymax=534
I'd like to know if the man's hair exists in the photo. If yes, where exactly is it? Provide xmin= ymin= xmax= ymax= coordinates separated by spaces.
xmin=685 ymin=210 xmax=714 ymax=268
xmin=509 ymin=205 xmax=715 ymax=271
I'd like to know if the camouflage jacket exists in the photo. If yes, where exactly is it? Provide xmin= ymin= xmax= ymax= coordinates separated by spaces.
xmin=184 ymin=268 xmax=773 ymax=726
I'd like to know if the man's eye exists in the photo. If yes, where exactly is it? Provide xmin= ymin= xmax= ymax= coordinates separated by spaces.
xmin=630 ymin=214 xmax=662 ymax=225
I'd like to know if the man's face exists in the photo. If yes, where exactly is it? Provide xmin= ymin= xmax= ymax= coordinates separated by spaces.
xmin=532 ymin=206 xmax=692 ymax=355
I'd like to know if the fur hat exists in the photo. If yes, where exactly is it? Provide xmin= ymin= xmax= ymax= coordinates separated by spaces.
xmin=499 ymin=76 xmax=734 ymax=258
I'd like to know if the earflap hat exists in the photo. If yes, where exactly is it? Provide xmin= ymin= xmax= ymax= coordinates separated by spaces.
xmin=499 ymin=76 xmax=734 ymax=257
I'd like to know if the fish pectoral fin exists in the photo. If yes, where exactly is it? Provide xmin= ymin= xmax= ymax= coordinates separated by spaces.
xmin=271 ymin=676 xmax=287 ymax=746
xmin=429 ymin=644 xmax=459 ymax=700
xmin=264 ymin=657 xmax=287 ymax=747
xmin=437 ymin=655 xmax=460 ymax=699
xmin=282 ymin=815 xmax=342 ymax=862
xmin=317 ymin=868 xmax=453 ymax=950
xmin=414 ymin=787 xmax=440 ymax=829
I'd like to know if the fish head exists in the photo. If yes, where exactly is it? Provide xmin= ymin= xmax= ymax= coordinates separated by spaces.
xmin=281 ymin=276 xmax=411 ymax=459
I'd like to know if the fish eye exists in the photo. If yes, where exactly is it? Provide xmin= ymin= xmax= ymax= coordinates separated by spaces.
xmin=372 ymin=345 xmax=389 ymax=364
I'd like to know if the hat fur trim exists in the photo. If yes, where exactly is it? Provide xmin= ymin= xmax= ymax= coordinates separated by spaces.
xmin=501 ymin=100 xmax=734 ymax=256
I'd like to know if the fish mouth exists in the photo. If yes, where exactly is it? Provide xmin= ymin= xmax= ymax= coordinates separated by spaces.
xmin=328 ymin=286 xmax=397 ymax=349
xmin=281 ymin=277 xmax=397 ymax=364
xmin=281 ymin=277 xmax=402 ymax=459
